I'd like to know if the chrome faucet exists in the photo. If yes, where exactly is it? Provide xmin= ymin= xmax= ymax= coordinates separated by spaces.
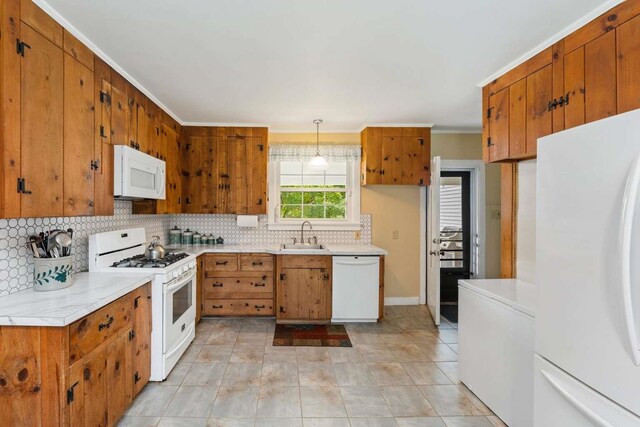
xmin=301 ymin=221 xmax=312 ymax=245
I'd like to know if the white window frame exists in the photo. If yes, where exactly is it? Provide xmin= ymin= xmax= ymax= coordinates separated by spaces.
xmin=267 ymin=159 xmax=361 ymax=231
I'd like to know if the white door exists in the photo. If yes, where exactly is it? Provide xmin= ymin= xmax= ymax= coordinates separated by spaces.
xmin=427 ymin=156 xmax=441 ymax=325
xmin=535 ymin=355 xmax=640 ymax=426
xmin=536 ymin=109 xmax=640 ymax=416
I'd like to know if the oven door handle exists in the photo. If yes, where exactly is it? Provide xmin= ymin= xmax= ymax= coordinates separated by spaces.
xmin=165 ymin=269 xmax=196 ymax=293
xmin=165 ymin=323 xmax=195 ymax=360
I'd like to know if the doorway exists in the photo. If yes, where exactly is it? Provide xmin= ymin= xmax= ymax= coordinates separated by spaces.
xmin=423 ymin=158 xmax=485 ymax=325
xmin=439 ymin=171 xmax=471 ymax=322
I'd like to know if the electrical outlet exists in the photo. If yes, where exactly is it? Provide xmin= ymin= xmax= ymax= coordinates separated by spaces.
xmin=354 ymin=231 xmax=362 ymax=241
xmin=392 ymin=230 xmax=399 ymax=239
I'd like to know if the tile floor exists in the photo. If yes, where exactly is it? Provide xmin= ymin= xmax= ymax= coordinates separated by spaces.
xmin=119 ymin=306 xmax=507 ymax=427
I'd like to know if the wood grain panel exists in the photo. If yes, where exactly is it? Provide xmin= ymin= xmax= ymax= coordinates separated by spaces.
xmin=381 ymin=135 xmax=401 ymax=184
xmin=509 ymin=78 xmax=527 ymax=158
xmin=63 ymin=54 xmax=95 ymax=216
xmin=565 ymin=0 xmax=640 ymax=53
xmin=488 ymin=87 xmax=509 ymax=161
xmin=203 ymin=299 xmax=274 ymax=316
xmin=20 ymin=22 xmax=64 ymax=217
xmin=204 ymin=254 xmax=238 ymax=273
xmin=401 ymin=135 xmax=422 ymax=185
xmin=20 ymin=0 xmax=62 ymax=46
xmin=563 ymin=47 xmax=585 ymax=129
xmin=82 ymin=349 xmax=108 ymax=427
xmin=63 ymin=30 xmax=93 ymax=71
xmin=110 ymin=71 xmax=131 ymax=147
xmin=526 ymin=65 xmax=552 ymax=156
xmin=0 ymin=0 xmax=22 ymax=218
xmin=239 ymin=254 xmax=274 ymax=272
xmin=248 ymin=132 xmax=267 ymax=214
xmin=481 ymin=86 xmax=490 ymax=163
xmin=132 ymin=283 xmax=151 ymax=397
xmin=107 ymin=330 xmax=132 ymax=426
xmin=552 ymin=40 xmax=565 ymax=133
xmin=585 ymin=30 xmax=616 ymax=123
xmin=418 ymin=128 xmax=431 ymax=185
xmin=204 ymin=276 xmax=273 ymax=299
xmin=617 ymin=14 xmax=640 ymax=114
xmin=279 ymin=255 xmax=331 ymax=269
xmin=487 ymin=47 xmax=552 ymax=95
xmin=361 ymin=127 xmax=383 ymax=185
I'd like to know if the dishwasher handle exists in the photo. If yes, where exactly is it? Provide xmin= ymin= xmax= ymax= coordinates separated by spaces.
xmin=333 ymin=257 xmax=379 ymax=266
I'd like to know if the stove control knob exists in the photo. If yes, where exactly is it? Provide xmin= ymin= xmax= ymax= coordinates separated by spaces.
xmin=182 ymin=265 xmax=188 ymax=273
xmin=173 ymin=270 xmax=179 ymax=278
xmin=189 ymin=261 xmax=196 ymax=268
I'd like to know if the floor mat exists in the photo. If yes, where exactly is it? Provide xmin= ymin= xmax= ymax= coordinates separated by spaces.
xmin=441 ymin=304 xmax=458 ymax=323
xmin=273 ymin=324 xmax=352 ymax=347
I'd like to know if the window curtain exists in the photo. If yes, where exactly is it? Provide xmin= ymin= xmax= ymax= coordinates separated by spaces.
xmin=269 ymin=144 xmax=361 ymax=162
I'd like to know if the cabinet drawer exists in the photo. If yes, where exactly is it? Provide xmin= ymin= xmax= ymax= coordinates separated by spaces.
xmin=204 ymin=254 xmax=238 ymax=273
xmin=204 ymin=276 xmax=273 ymax=298
xmin=279 ymin=255 xmax=331 ymax=269
xmin=69 ymin=294 xmax=132 ymax=366
xmin=203 ymin=299 xmax=274 ymax=316
xmin=240 ymin=254 xmax=274 ymax=271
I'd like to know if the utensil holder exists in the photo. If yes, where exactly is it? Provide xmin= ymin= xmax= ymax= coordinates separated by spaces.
xmin=33 ymin=256 xmax=74 ymax=292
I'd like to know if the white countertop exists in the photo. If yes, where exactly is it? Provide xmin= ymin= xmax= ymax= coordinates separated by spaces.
xmin=0 ymin=272 xmax=153 ymax=327
xmin=458 ymin=278 xmax=536 ymax=317
xmin=168 ymin=243 xmax=388 ymax=256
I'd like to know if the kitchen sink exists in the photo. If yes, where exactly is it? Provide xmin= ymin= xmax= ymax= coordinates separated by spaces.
xmin=280 ymin=244 xmax=326 ymax=250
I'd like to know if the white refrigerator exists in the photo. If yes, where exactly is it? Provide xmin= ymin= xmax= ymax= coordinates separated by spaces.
xmin=535 ymin=109 xmax=640 ymax=425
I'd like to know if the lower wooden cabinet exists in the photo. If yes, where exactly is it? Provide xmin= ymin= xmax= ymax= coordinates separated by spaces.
xmin=0 ymin=282 xmax=152 ymax=427
xmin=202 ymin=253 xmax=275 ymax=316
xmin=276 ymin=255 xmax=332 ymax=322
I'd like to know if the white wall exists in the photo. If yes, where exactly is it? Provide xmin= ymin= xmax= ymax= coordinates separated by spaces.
xmin=516 ymin=160 xmax=537 ymax=283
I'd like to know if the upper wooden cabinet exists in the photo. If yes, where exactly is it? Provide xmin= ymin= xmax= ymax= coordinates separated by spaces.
xmin=181 ymin=126 xmax=268 ymax=215
xmin=361 ymin=127 xmax=431 ymax=186
xmin=483 ymin=0 xmax=640 ymax=163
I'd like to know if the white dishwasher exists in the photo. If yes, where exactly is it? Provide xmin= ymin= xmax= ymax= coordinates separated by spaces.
xmin=332 ymin=256 xmax=380 ymax=323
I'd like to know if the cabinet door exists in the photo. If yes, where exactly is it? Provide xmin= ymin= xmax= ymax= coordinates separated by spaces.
xmin=362 ymin=128 xmax=383 ymax=185
xmin=381 ymin=132 xmax=402 ymax=184
xmin=563 ymin=47 xmax=585 ymax=129
xmin=277 ymin=268 xmax=330 ymax=320
xmin=214 ymin=137 xmax=232 ymax=213
xmin=183 ymin=136 xmax=214 ymax=213
xmin=488 ymin=87 xmax=509 ymax=161
xmin=585 ymin=31 xmax=616 ymax=123
xmin=107 ymin=329 xmax=132 ymax=426
xmin=247 ymin=136 xmax=267 ymax=214
xmin=63 ymin=54 xmax=95 ymax=216
xmin=617 ymin=14 xmax=640 ymax=114
xmin=132 ymin=283 xmax=151 ymax=397
xmin=419 ymin=129 xmax=431 ymax=186
xmin=230 ymin=136 xmax=248 ymax=215
xmin=20 ymin=22 xmax=64 ymax=217
xmin=400 ymin=130 xmax=423 ymax=185
xmin=526 ymin=65 xmax=553 ymax=156
xmin=94 ymin=58 xmax=113 ymax=216
xmin=164 ymin=124 xmax=181 ymax=214
xmin=509 ymin=79 xmax=527 ymax=157
xmin=145 ymin=103 xmax=159 ymax=158
xmin=136 ymin=100 xmax=148 ymax=154
xmin=110 ymin=72 xmax=131 ymax=147
xmin=80 ymin=349 xmax=109 ymax=427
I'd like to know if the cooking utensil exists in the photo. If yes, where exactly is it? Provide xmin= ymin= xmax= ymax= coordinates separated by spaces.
xmin=144 ymin=236 xmax=166 ymax=260
xmin=55 ymin=231 xmax=72 ymax=257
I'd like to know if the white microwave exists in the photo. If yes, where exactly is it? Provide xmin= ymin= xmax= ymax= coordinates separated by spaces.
xmin=114 ymin=145 xmax=166 ymax=200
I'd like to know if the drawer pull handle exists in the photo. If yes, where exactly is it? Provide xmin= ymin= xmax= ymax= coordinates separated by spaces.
xmin=98 ymin=316 xmax=114 ymax=331
xmin=255 ymin=305 xmax=266 ymax=309
xmin=212 ymin=283 xmax=224 ymax=287
xmin=216 ymin=261 xmax=229 ymax=265
xmin=212 ymin=305 xmax=223 ymax=309
xmin=252 ymin=261 xmax=263 ymax=266
xmin=254 ymin=283 xmax=266 ymax=287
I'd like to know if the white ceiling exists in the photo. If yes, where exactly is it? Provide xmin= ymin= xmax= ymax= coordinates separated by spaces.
xmin=40 ymin=0 xmax=614 ymax=132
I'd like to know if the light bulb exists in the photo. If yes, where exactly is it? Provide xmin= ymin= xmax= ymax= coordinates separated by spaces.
xmin=308 ymin=153 xmax=329 ymax=170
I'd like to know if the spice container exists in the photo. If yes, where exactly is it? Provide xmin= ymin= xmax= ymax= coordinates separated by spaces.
xmin=182 ymin=229 xmax=193 ymax=245
xmin=169 ymin=226 xmax=182 ymax=245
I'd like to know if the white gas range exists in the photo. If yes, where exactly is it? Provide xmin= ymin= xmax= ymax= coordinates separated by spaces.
xmin=88 ymin=228 xmax=197 ymax=381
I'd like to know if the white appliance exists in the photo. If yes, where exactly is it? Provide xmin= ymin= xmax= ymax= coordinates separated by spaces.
xmin=458 ymin=279 xmax=535 ymax=427
xmin=114 ymin=145 xmax=166 ymax=200
xmin=535 ymin=109 xmax=640 ymax=425
xmin=89 ymin=228 xmax=196 ymax=381
xmin=332 ymin=256 xmax=380 ymax=322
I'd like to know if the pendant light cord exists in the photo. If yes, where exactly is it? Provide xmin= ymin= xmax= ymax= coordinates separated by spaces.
xmin=313 ymin=119 xmax=323 ymax=155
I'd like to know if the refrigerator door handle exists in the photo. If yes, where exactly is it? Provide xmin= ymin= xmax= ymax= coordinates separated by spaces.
xmin=619 ymin=155 xmax=640 ymax=366
xmin=541 ymin=369 xmax=611 ymax=427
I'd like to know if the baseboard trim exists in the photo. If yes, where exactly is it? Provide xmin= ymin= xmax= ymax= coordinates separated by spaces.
xmin=384 ymin=297 xmax=420 ymax=306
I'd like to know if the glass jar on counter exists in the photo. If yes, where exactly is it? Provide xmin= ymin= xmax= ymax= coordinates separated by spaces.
xmin=168 ymin=226 xmax=182 ymax=245
xmin=182 ymin=229 xmax=193 ymax=245
xmin=193 ymin=232 xmax=202 ymax=245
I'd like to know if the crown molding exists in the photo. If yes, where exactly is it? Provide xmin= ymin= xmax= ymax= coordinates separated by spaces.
xmin=477 ymin=0 xmax=625 ymax=87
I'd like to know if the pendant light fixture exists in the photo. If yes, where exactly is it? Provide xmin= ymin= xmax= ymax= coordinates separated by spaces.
xmin=308 ymin=119 xmax=329 ymax=170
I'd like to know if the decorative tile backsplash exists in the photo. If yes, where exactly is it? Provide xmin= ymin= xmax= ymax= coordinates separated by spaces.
xmin=169 ymin=214 xmax=371 ymax=246
xmin=0 ymin=203 xmax=371 ymax=296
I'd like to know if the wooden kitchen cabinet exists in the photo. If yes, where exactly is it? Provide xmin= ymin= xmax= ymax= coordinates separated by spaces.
xmin=276 ymin=255 xmax=332 ymax=322
xmin=483 ymin=0 xmax=640 ymax=164
xmin=0 ymin=282 xmax=151 ymax=427
xmin=202 ymin=253 xmax=275 ymax=316
xmin=94 ymin=57 xmax=114 ymax=216
xmin=361 ymin=127 xmax=430 ymax=186
xmin=181 ymin=126 xmax=268 ymax=214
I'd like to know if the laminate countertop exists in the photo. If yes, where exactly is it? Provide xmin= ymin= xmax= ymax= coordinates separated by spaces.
xmin=168 ymin=244 xmax=388 ymax=256
xmin=0 ymin=272 xmax=153 ymax=327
